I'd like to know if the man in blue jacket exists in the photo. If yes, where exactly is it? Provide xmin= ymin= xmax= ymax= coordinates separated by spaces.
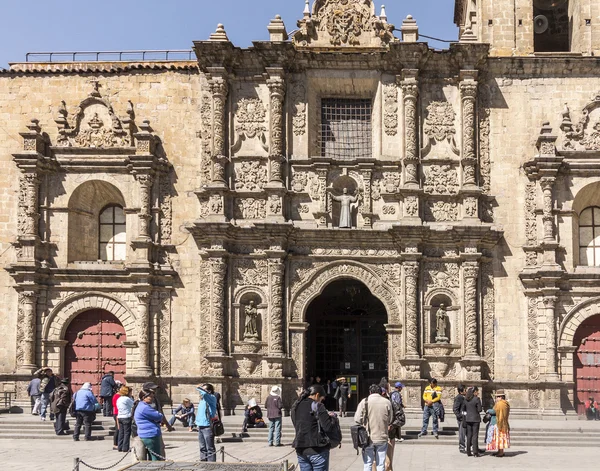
xmin=195 ymin=384 xmax=218 ymax=462
xmin=100 ymin=371 xmax=117 ymax=417
xmin=73 ymin=382 xmax=97 ymax=441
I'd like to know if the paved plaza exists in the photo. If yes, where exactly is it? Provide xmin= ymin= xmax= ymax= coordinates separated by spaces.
xmin=0 ymin=437 xmax=596 ymax=471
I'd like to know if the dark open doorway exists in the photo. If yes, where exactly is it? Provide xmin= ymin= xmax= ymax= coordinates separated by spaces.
xmin=306 ymin=279 xmax=388 ymax=412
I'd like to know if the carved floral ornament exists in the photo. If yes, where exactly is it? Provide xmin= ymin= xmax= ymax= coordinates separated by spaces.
xmin=293 ymin=0 xmax=394 ymax=48
xmin=233 ymin=98 xmax=268 ymax=152
xmin=561 ymin=92 xmax=600 ymax=151
xmin=422 ymin=101 xmax=460 ymax=158
xmin=55 ymin=82 xmax=135 ymax=148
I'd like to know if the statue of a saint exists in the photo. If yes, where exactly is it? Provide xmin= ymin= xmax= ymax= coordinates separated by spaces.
xmin=328 ymin=187 xmax=358 ymax=228
xmin=435 ymin=304 xmax=449 ymax=343
xmin=243 ymin=301 xmax=260 ymax=341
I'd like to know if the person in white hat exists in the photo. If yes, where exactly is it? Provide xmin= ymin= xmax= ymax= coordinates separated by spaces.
xmin=265 ymin=386 xmax=283 ymax=446
xmin=241 ymin=398 xmax=265 ymax=433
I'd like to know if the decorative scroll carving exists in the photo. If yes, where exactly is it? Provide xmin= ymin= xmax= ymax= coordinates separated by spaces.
xmin=291 ymin=171 xmax=309 ymax=192
xmin=528 ymin=296 xmax=540 ymax=380
xmin=382 ymin=172 xmax=401 ymax=194
xmin=210 ymin=77 xmax=228 ymax=157
xmin=424 ymin=101 xmax=456 ymax=143
xmin=268 ymin=195 xmax=282 ymax=215
xmin=404 ymin=262 xmax=419 ymax=357
xmin=525 ymin=182 xmax=538 ymax=266
xmin=404 ymin=196 xmax=419 ymax=217
xmin=235 ymin=98 xmax=267 ymax=140
xmin=426 ymin=201 xmax=459 ymax=222
xmin=235 ymin=198 xmax=267 ymax=219
xmin=234 ymin=259 xmax=268 ymax=287
xmin=18 ymin=173 xmax=40 ymax=237
xmin=464 ymin=197 xmax=478 ymax=218
xmin=401 ymin=76 xmax=419 ymax=185
xmin=200 ymin=94 xmax=213 ymax=184
xmin=461 ymin=79 xmax=478 ymax=185
xmin=562 ymin=92 xmax=600 ymax=151
xmin=382 ymin=205 xmax=396 ymax=215
xmin=424 ymin=165 xmax=459 ymax=195
xmin=383 ymin=82 xmax=398 ymax=136
xmin=157 ymin=293 xmax=171 ymax=375
xmin=529 ymin=388 xmax=541 ymax=409
xmin=267 ymin=75 xmax=286 ymax=160
xmin=235 ymin=161 xmax=268 ymax=191
xmin=463 ymin=262 xmax=479 ymax=357
xmin=210 ymin=258 xmax=227 ymax=354
xmin=479 ymin=88 xmax=492 ymax=196
xmin=291 ymin=81 xmax=307 ymax=136
xmin=268 ymin=259 xmax=285 ymax=354
xmin=198 ymin=262 xmax=212 ymax=371
xmin=424 ymin=262 xmax=460 ymax=290
xmin=159 ymin=176 xmax=173 ymax=245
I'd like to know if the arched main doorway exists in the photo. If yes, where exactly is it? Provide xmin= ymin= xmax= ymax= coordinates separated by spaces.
xmin=306 ymin=279 xmax=387 ymax=411
xmin=574 ymin=314 xmax=600 ymax=415
xmin=64 ymin=309 xmax=127 ymax=395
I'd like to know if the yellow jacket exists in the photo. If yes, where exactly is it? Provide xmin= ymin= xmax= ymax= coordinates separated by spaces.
xmin=423 ymin=385 xmax=442 ymax=403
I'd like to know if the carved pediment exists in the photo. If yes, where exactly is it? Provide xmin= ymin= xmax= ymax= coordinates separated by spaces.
xmin=561 ymin=92 xmax=600 ymax=152
xmin=293 ymin=0 xmax=395 ymax=49
xmin=55 ymin=81 xmax=135 ymax=149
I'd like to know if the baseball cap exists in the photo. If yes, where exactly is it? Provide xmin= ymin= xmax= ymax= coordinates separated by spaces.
xmin=142 ymin=382 xmax=159 ymax=390
xmin=395 ymin=382 xmax=404 ymax=388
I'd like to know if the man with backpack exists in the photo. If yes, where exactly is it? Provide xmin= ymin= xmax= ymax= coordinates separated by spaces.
xmin=389 ymin=382 xmax=405 ymax=443
xmin=50 ymin=378 xmax=71 ymax=435
xmin=354 ymin=384 xmax=392 ymax=471
xmin=292 ymin=385 xmax=340 ymax=471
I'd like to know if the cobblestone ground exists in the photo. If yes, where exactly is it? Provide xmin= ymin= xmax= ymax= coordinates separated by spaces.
xmin=0 ymin=438 xmax=597 ymax=471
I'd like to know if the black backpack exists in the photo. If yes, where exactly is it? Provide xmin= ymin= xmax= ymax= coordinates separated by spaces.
xmin=310 ymin=401 xmax=342 ymax=448
xmin=350 ymin=397 xmax=370 ymax=454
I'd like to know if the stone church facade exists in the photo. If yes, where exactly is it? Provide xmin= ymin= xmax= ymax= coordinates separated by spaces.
xmin=1 ymin=0 xmax=600 ymax=417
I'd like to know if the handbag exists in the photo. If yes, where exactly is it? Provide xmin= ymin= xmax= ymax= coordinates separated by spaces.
xmin=483 ymin=412 xmax=492 ymax=424
xmin=350 ymin=397 xmax=370 ymax=454
xmin=205 ymin=399 xmax=225 ymax=437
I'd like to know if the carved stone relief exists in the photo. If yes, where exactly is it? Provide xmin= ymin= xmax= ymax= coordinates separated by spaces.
xmin=425 ymin=201 xmax=459 ymax=222
xmin=528 ymin=297 xmax=540 ymax=380
xmin=404 ymin=196 xmax=419 ymax=218
xmin=234 ymin=161 xmax=268 ymax=191
xmin=235 ymin=198 xmax=267 ymax=219
xmin=422 ymin=101 xmax=459 ymax=158
xmin=561 ymin=92 xmax=600 ymax=151
xmin=235 ymin=98 xmax=267 ymax=139
xmin=200 ymin=93 xmax=213 ymax=184
xmin=383 ymin=82 xmax=398 ymax=136
xmin=424 ymin=262 xmax=460 ymax=290
xmin=482 ymin=263 xmax=495 ymax=377
xmin=423 ymin=165 xmax=459 ymax=195
xmin=291 ymin=81 xmax=307 ymax=136
xmin=234 ymin=259 xmax=268 ymax=287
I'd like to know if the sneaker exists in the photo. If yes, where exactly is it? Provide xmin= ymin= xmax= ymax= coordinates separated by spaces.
xmin=417 ymin=432 xmax=426 ymax=438
xmin=40 ymin=417 xmax=46 ymax=421
xmin=395 ymin=438 xmax=404 ymax=442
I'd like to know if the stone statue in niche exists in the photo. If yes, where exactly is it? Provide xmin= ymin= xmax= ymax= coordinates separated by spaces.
xmin=435 ymin=304 xmax=449 ymax=344
xmin=243 ymin=301 xmax=260 ymax=341
xmin=328 ymin=187 xmax=358 ymax=228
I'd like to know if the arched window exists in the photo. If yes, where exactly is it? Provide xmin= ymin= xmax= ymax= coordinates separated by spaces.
xmin=579 ymin=207 xmax=600 ymax=266
xmin=99 ymin=205 xmax=126 ymax=261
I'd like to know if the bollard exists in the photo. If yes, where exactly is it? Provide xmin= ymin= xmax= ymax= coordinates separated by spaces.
xmin=73 ymin=457 xmax=80 ymax=471
xmin=283 ymin=459 xmax=289 ymax=471
xmin=220 ymin=446 xmax=225 ymax=463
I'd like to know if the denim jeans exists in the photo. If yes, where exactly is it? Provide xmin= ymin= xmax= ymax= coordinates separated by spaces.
xmin=40 ymin=392 xmax=51 ymax=419
xmin=296 ymin=449 xmax=330 ymax=471
xmin=421 ymin=403 xmax=440 ymax=434
xmin=268 ymin=417 xmax=282 ymax=445
xmin=198 ymin=426 xmax=216 ymax=462
xmin=362 ymin=442 xmax=388 ymax=471
xmin=457 ymin=419 xmax=466 ymax=451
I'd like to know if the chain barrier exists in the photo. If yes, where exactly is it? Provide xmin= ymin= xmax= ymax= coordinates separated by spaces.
xmin=223 ymin=447 xmax=296 ymax=464
xmin=74 ymin=450 xmax=131 ymax=471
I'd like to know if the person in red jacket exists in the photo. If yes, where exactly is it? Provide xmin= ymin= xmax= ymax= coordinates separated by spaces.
xmin=111 ymin=383 xmax=122 ymax=450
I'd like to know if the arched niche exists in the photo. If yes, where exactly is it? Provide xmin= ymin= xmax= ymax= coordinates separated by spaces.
xmin=330 ymin=175 xmax=359 ymax=228
xmin=424 ymin=291 xmax=457 ymax=345
xmin=233 ymin=288 xmax=267 ymax=343
xmin=570 ymin=181 xmax=600 ymax=269
xmin=67 ymin=180 xmax=126 ymax=262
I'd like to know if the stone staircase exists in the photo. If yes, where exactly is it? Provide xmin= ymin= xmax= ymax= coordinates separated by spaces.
xmin=1 ymin=413 xmax=599 ymax=447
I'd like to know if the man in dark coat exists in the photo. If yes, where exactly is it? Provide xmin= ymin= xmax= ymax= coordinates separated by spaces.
xmin=50 ymin=378 xmax=72 ymax=435
xmin=100 ymin=371 xmax=117 ymax=417
xmin=453 ymin=385 xmax=467 ymax=453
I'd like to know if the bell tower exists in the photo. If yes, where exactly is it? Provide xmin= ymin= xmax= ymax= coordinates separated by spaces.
xmin=454 ymin=0 xmax=600 ymax=56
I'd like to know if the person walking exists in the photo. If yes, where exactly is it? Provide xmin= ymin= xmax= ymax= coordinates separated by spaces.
xmin=486 ymin=390 xmax=510 ymax=457
xmin=418 ymin=378 xmax=442 ymax=438
xmin=27 ymin=374 xmax=42 ymax=415
xmin=355 ymin=384 xmax=392 ymax=471
xmin=169 ymin=398 xmax=196 ymax=431
xmin=73 ymin=382 xmax=97 ymax=442
xmin=116 ymin=386 xmax=134 ymax=452
xmin=334 ymin=377 xmax=351 ymax=417
xmin=461 ymin=386 xmax=482 ymax=457
xmin=265 ymin=386 xmax=283 ymax=446
xmin=100 ymin=371 xmax=117 ymax=417
xmin=452 ymin=385 xmax=467 ymax=453
xmin=195 ymin=383 xmax=218 ymax=462
xmin=38 ymin=368 xmax=58 ymax=421
xmin=291 ymin=385 xmax=337 ymax=471
xmin=389 ymin=382 xmax=404 ymax=443
xmin=134 ymin=389 xmax=165 ymax=461
xmin=50 ymin=378 xmax=71 ymax=435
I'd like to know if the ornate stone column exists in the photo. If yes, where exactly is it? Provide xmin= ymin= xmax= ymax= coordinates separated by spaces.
xmin=209 ymin=74 xmax=229 ymax=187
xmin=359 ymin=167 xmax=374 ymax=227
xmin=540 ymin=177 xmax=556 ymax=243
xmin=136 ymin=174 xmax=154 ymax=241
xmin=542 ymin=295 xmax=559 ymax=380
xmin=463 ymin=261 xmax=480 ymax=358
xmin=268 ymin=258 xmax=285 ymax=355
xmin=18 ymin=173 xmax=41 ymax=239
xmin=313 ymin=166 xmax=329 ymax=227
xmin=267 ymin=70 xmax=285 ymax=186
xmin=400 ymin=70 xmax=419 ymax=188
xmin=460 ymin=70 xmax=478 ymax=187
xmin=17 ymin=290 xmax=38 ymax=373
xmin=136 ymin=292 xmax=153 ymax=376
xmin=404 ymin=262 xmax=420 ymax=359
xmin=209 ymin=257 xmax=227 ymax=355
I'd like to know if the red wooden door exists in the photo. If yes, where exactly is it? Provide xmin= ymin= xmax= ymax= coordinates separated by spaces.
xmin=574 ymin=314 xmax=600 ymax=415
xmin=64 ymin=309 xmax=127 ymax=396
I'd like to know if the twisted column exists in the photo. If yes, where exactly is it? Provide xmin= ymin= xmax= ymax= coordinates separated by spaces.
xmin=136 ymin=292 xmax=153 ymax=376
xmin=404 ymin=262 xmax=420 ymax=358
xmin=268 ymin=259 xmax=285 ymax=355
xmin=210 ymin=257 xmax=227 ymax=355
xmin=463 ymin=262 xmax=480 ymax=357
xmin=400 ymin=71 xmax=419 ymax=187
xmin=460 ymin=72 xmax=478 ymax=186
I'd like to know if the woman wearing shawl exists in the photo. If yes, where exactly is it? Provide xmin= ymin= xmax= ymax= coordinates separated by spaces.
xmin=485 ymin=390 xmax=510 ymax=457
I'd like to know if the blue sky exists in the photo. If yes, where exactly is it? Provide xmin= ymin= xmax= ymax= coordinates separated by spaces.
xmin=0 ymin=1 xmax=458 ymax=68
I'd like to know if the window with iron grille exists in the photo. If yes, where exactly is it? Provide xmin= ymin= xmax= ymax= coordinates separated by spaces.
xmin=320 ymin=98 xmax=372 ymax=160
